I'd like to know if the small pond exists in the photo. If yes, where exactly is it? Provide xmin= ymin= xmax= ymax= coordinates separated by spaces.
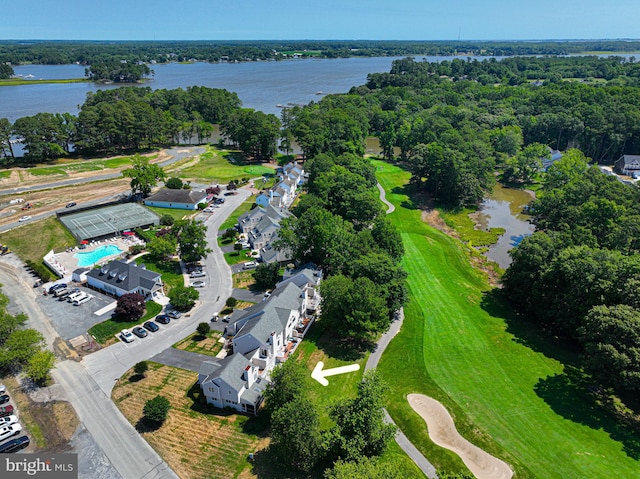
xmin=473 ymin=184 xmax=536 ymax=269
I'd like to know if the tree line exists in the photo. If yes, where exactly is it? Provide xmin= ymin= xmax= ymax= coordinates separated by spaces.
xmin=3 ymin=40 xmax=640 ymax=68
xmin=502 ymin=158 xmax=640 ymax=394
xmin=275 ymin=152 xmax=407 ymax=344
xmin=0 ymin=85 xmax=280 ymax=164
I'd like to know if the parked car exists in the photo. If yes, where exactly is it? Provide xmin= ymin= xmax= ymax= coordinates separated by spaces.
xmin=222 ymin=315 xmax=231 ymax=323
xmin=48 ymin=283 xmax=67 ymax=294
xmin=190 ymin=280 xmax=206 ymax=288
xmin=143 ymin=321 xmax=159 ymax=332
xmin=202 ymin=207 xmax=215 ymax=213
xmin=0 ymin=435 xmax=30 ymax=453
xmin=65 ymin=202 xmax=77 ymax=208
xmin=214 ymin=197 xmax=225 ymax=204
xmin=18 ymin=216 xmax=31 ymax=222
xmin=0 ymin=405 xmax=14 ymax=418
xmin=243 ymin=261 xmax=257 ymax=270
xmin=167 ymin=310 xmax=182 ymax=319
xmin=120 ymin=329 xmax=135 ymax=343
xmin=132 ymin=327 xmax=148 ymax=338
xmin=223 ymin=191 xmax=238 ymax=196
xmin=0 ymin=424 xmax=22 ymax=442
xmin=0 ymin=384 xmax=5 ymax=395
xmin=74 ymin=295 xmax=92 ymax=305
xmin=189 ymin=271 xmax=206 ymax=278
xmin=0 ymin=415 xmax=18 ymax=426
xmin=155 ymin=314 xmax=171 ymax=325
xmin=0 ymin=395 xmax=9 ymax=405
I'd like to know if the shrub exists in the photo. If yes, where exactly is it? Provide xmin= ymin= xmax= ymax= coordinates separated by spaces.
xmin=165 ymin=177 xmax=184 ymax=189
xmin=225 ymin=296 xmax=238 ymax=308
xmin=197 ymin=322 xmax=210 ymax=335
xmin=115 ymin=293 xmax=146 ymax=321
xmin=134 ymin=361 xmax=149 ymax=377
xmin=143 ymin=395 xmax=171 ymax=424
xmin=160 ymin=214 xmax=174 ymax=226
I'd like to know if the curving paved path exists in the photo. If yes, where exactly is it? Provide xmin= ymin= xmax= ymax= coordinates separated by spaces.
xmin=377 ymin=182 xmax=395 ymax=214
xmin=365 ymin=182 xmax=437 ymax=478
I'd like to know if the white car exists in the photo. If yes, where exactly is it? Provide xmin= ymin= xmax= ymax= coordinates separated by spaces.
xmin=120 ymin=329 xmax=135 ymax=343
xmin=190 ymin=280 xmax=206 ymax=288
xmin=189 ymin=271 xmax=206 ymax=278
xmin=0 ymin=424 xmax=21 ymax=442
xmin=18 ymin=216 xmax=32 ymax=222
xmin=202 ymin=207 xmax=215 ymax=213
xmin=0 ymin=384 xmax=5 ymax=395
xmin=0 ymin=415 xmax=18 ymax=426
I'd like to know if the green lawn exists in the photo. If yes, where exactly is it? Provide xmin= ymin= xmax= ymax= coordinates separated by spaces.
xmin=14 ymin=154 xmax=151 ymax=178
xmin=168 ymin=146 xmax=275 ymax=183
xmin=89 ymin=301 xmax=162 ymax=343
xmin=173 ymin=330 xmax=223 ymax=357
xmin=219 ymin=198 xmax=255 ymax=232
xmin=373 ymin=159 xmax=640 ymax=478
xmin=224 ymin=250 xmax=253 ymax=266
xmin=0 ymin=216 xmax=76 ymax=264
xmin=137 ymin=257 xmax=184 ymax=294
xmin=145 ymin=206 xmax=194 ymax=222
xmin=0 ymin=78 xmax=87 ymax=86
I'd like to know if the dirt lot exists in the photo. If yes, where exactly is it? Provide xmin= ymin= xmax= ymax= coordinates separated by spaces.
xmin=0 ymin=150 xmax=172 ymax=228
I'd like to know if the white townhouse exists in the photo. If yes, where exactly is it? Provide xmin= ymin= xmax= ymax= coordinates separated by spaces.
xmin=198 ymin=267 xmax=322 ymax=415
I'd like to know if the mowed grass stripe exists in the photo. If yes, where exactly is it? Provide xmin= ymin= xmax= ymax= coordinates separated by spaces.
xmin=375 ymin=160 xmax=639 ymax=478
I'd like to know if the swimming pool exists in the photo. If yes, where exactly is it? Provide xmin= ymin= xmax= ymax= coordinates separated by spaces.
xmin=74 ymin=244 xmax=123 ymax=267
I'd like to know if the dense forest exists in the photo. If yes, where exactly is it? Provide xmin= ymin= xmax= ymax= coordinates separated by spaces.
xmin=2 ymin=39 xmax=640 ymax=67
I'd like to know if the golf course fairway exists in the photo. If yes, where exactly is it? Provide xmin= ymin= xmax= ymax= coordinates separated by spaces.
xmin=373 ymin=159 xmax=640 ymax=479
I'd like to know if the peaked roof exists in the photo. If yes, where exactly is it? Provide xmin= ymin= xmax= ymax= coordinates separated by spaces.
xmin=145 ymin=189 xmax=208 ymax=204
xmin=200 ymin=353 xmax=252 ymax=392
xmin=86 ymin=260 xmax=161 ymax=291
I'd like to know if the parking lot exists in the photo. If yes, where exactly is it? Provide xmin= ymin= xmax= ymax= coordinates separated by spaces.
xmin=35 ymin=286 xmax=116 ymax=340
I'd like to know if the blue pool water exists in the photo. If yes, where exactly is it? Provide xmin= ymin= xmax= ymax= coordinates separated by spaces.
xmin=74 ymin=245 xmax=123 ymax=267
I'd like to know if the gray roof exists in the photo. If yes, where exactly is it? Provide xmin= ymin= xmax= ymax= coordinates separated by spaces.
xmin=261 ymin=241 xmax=291 ymax=264
xmin=200 ymin=354 xmax=252 ymax=392
xmin=86 ymin=260 xmax=161 ymax=292
xmin=619 ymin=155 xmax=640 ymax=167
xmin=144 ymin=189 xmax=208 ymax=205
xmin=277 ymin=268 xmax=320 ymax=289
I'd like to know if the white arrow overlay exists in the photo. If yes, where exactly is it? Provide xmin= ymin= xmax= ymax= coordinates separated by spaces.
xmin=311 ymin=361 xmax=361 ymax=386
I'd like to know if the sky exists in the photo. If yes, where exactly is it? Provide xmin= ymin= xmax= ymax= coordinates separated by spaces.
xmin=3 ymin=0 xmax=639 ymax=41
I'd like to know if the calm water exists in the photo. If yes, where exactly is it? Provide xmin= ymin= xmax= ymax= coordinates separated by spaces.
xmin=473 ymin=184 xmax=536 ymax=269
xmin=2 ymin=55 xmax=504 ymax=123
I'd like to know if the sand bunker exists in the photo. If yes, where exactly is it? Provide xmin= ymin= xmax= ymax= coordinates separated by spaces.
xmin=407 ymin=394 xmax=513 ymax=479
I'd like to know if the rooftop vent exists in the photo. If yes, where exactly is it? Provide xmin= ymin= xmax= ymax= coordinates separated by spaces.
xmin=117 ymin=273 xmax=128 ymax=282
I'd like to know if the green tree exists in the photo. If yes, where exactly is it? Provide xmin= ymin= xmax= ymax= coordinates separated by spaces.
xmin=165 ymin=177 xmax=184 ymax=189
xmin=24 ymin=350 xmax=56 ymax=384
xmin=253 ymin=262 xmax=280 ymax=290
xmin=320 ymin=275 xmax=390 ymax=341
xmin=0 ymin=118 xmax=15 ymax=164
xmin=578 ymin=304 xmax=640 ymax=391
xmin=122 ymin=154 xmax=166 ymax=197
xmin=0 ymin=329 xmax=46 ymax=369
xmin=0 ymin=311 xmax=27 ymax=344
xmin=143 ymin=395 xmax=171 ymax=424
xmin=169 ymin=285 xmax=200 ymax=311
xmin=270 ymin=397 xmax=323 ymax=473
xmin=134 ymin=361 xmax=149 ymax=377
xmin=225 ymin=296 xmax=238 ymax=308
xmin=263 ymin=360 xmax=308 ymax=416
xmin=173 ymin=219 xmax=212 ymax=263
xmin=196 ymin=322 xmax=210 ymax=336
xmin=114 ymin=293 xmax=146 ymax=321
xmin=325 ymin=457 xmax=413 ymax=479
xmin=503 ymin=142 xmax=548 ymax=183
xmin=147 ymin=236 xmax=176 ymax=262
xmin=221 ymin=109 xmax=281 ymax=160
xmin=329 ymin=370 xmax=396 ymax=461
xmin=543 ymin=148 xmax=590 ymax=190
xmin=159 ymin=214 xmax=174 ymax=226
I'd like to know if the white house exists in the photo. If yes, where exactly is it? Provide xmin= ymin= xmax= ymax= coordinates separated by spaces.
xmin=143 ymin=189 xmax=208 ymax=210
xmin=86 ymin=260 xmax=163 ymax=299
xmin=198 ymin=267 xmax=322 ymax=414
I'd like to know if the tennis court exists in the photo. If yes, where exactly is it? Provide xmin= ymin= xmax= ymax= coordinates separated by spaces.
xmin=59 ymin=203 xmax=160 ymax=241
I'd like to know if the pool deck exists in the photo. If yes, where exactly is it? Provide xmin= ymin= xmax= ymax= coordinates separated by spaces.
xmin=47 ymin=236 xmax=146 ymax=276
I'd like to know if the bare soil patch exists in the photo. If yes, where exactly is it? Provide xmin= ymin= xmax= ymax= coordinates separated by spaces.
xmin=408 ymin=394 xmax=513 ymax=479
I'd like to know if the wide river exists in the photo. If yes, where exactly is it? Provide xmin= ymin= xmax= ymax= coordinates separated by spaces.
xmin=2 ymin=55 xmax=503 ymax=122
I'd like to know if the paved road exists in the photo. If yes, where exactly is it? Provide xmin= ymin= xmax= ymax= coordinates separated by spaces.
xmin=364 ymin=181 xmax=437 ymax=479
xmin=150 ymin=348 xmax=214 ymax=373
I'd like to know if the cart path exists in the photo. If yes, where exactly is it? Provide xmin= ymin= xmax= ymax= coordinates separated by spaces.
xmin=377 ymin=182 xmax=395 ymax=214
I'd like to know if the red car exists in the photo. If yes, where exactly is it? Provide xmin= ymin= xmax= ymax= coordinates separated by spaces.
xmin=0 ymin=405 xmax=14 ymax=418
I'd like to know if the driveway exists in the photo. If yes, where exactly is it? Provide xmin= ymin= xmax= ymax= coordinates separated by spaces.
xmin=150 ymin=348 xmax=214 ymax=373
